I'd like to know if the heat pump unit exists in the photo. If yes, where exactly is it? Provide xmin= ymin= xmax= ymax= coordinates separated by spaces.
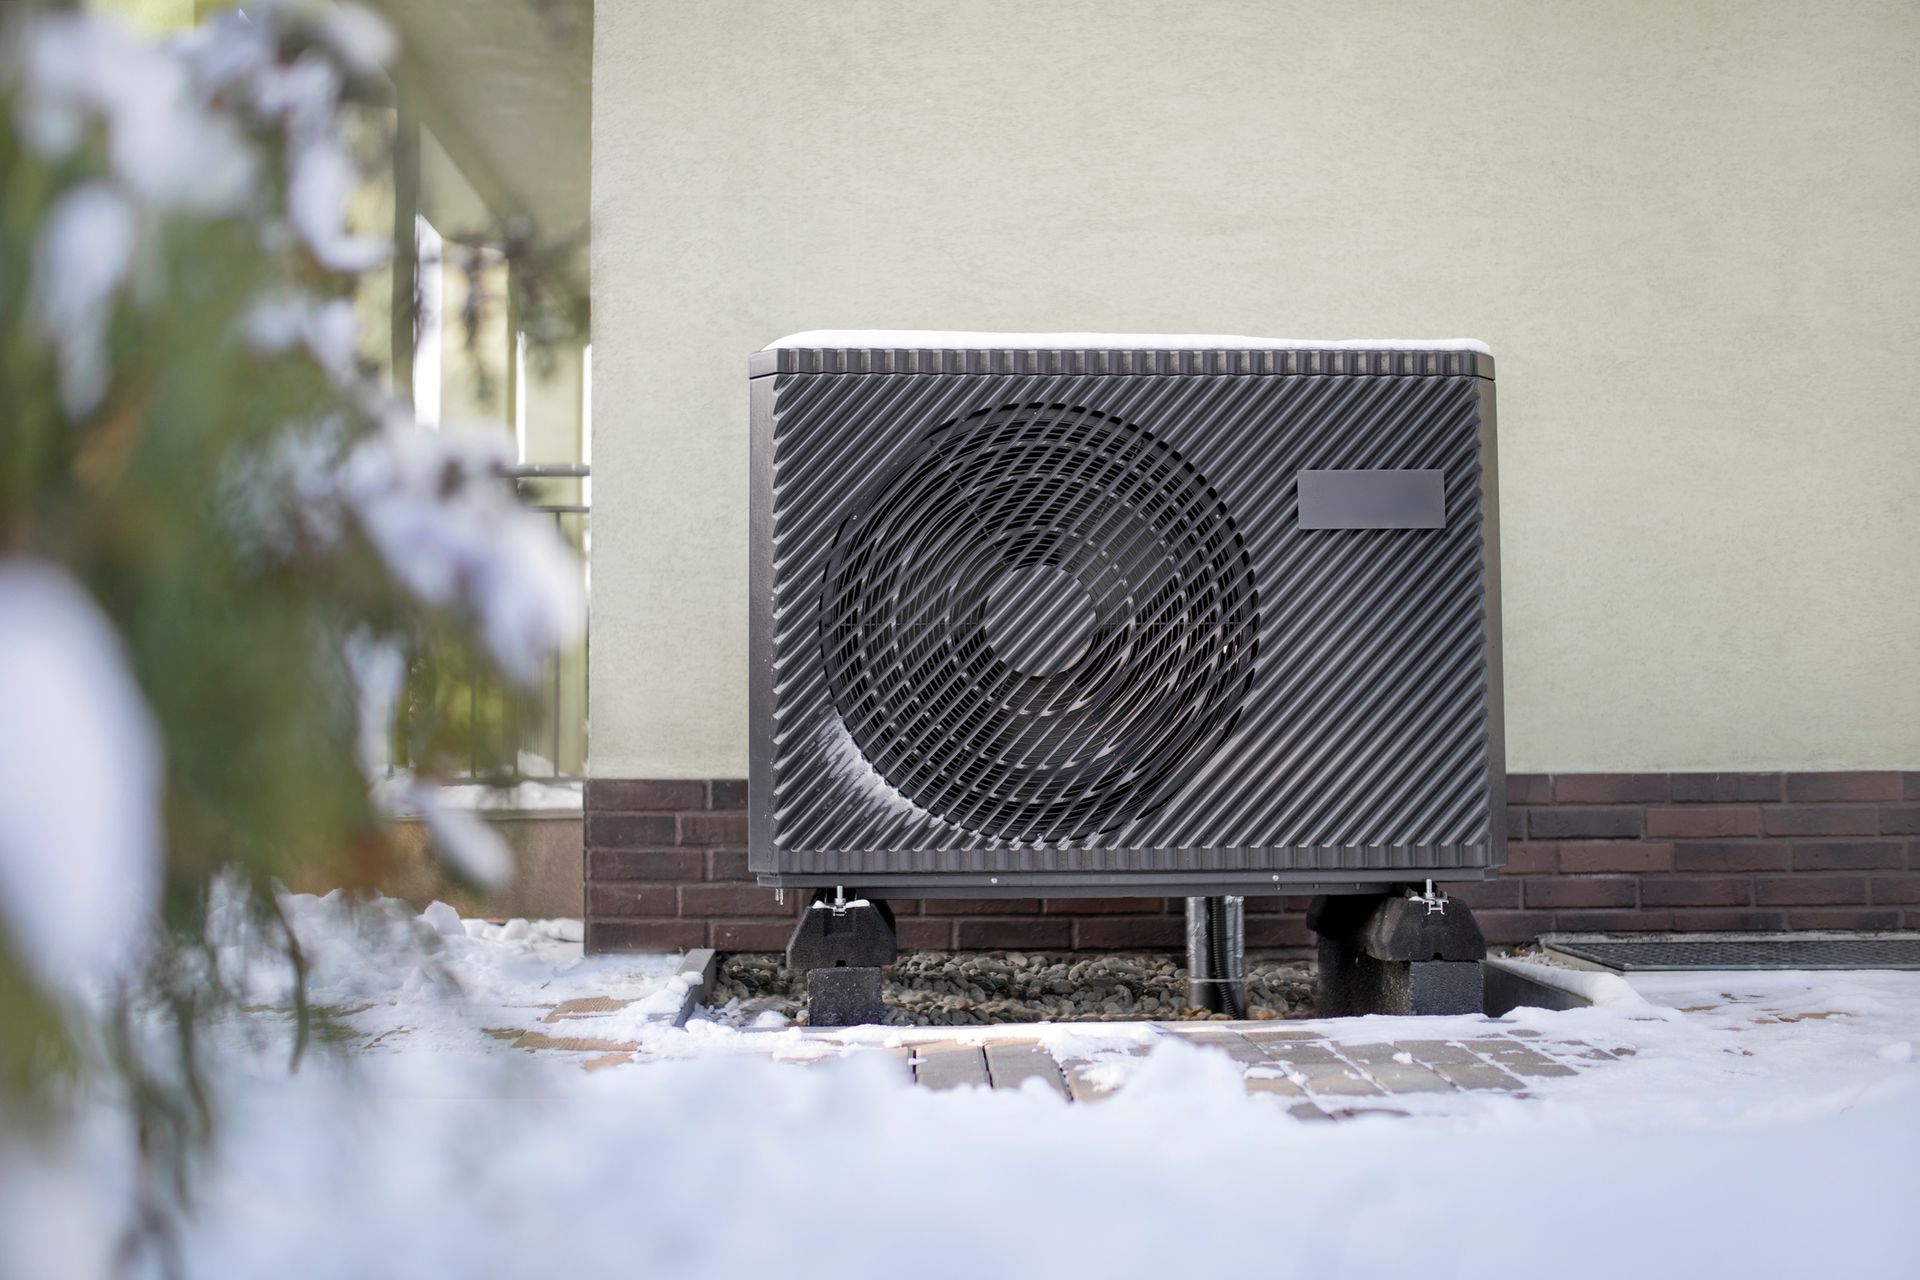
xmin=749 ymin=333 xmax=1503 ymax=899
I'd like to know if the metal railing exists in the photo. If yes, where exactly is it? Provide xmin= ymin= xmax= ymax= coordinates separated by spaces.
xmin=504 ymin=463 xmax=589 ymax=782
xmin=387 ymin=463 xmax=589 ymax=784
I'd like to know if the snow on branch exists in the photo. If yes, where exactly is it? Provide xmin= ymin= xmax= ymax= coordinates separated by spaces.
xmin=0 ymin=563 xmax=162 ymax=996
xmin=341 ymin=412 xmax=584 ymax=686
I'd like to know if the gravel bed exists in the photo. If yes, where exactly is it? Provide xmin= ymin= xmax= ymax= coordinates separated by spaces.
xmin=704 ymin=952 xmax=1316 ymax=1027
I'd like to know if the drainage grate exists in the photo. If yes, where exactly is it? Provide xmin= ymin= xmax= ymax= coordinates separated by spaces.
xmin=1544 ymin=935 xmax=1920 ymax=971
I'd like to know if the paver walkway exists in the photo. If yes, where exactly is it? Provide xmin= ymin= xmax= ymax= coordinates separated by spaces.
xmin=763 ymin=1022 xmax=1620 ymax=1117
xmin=519 ymin=999 xmax=1629 ymax=1116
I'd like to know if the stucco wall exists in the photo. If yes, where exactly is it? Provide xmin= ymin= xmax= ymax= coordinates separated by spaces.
xmin=589 ymin=0 xmax=1920 ymax=779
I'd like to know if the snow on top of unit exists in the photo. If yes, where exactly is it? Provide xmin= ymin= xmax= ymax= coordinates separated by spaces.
xmin=766 ymin=330 xmax=1491 ymax=355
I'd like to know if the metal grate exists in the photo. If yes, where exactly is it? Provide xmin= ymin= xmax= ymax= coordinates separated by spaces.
xmin=820 ymin=404 xmax=1257 ymax=842
xmin=1545 ymin=936 xmax=1920 ymax=971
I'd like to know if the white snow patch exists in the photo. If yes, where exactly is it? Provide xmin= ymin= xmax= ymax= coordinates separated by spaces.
xmin=582 ymin=977 xmax=696 ymax=1039
xmin=818 ymin=717 xmax=933 ymax=828
xmin=238 ymin=291 xmax=308 ymax=355
xmin=11 ymin=9 xmax=256 ymax=214
xmin=0 ymin=562 xmax=163 ymax=995
xmin=172 ymin=7 xmax=273 ymax=96
xmin=419 ymin=900 xmax=464 ymax=938
xmin=30 ymin=182 xmax=137 ymax=419
xmin=30 ymin=1039 xmax=1913 ymax=1280
xmin=0 ymin=1130 xmax=122 ymax=1280
xmin=1492 ymin=955 xmax=1668 ymax=1013
xmin=204 ymin=889 xmax=668 ymax=1012
xmin=246 ymin=50 xmax=343 ymax=142
xmin=339 ymin=417 xmax=583 ymax=684
xmin=218 ymin=416 xmax=352 ymax=556
xmin=343 ymin=633 xmax=405 ymax=778
xmin=14 ymin=904 xmax=1920 ymax=1278
xmin=766 ymin=330 xmax=1492 ymax=355
xmin=1031 ymin=1022 xmax=1159 ymax=1060
xmin=313 ymin=3 xmax=396 ymax=74
xmin=305 ymin=298 xmax=360 ymax=376
xmin=371 ymin=775 xmax=584 ymax=815
xmin=245 ymin=294 xmax=364 ymax=383
xmin=287 ymin=137 xmax=389 ymax=273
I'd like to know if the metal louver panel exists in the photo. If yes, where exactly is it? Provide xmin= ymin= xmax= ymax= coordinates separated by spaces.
xmin=750 ymin=345 xmax=1503 ymax=895
xmin=820 ymin=404 xmax=1257 ymax=844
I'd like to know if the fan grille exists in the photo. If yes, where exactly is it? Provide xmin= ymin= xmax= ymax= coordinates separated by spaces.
xmin=820 ymin=404 xmax=1257 ymax=842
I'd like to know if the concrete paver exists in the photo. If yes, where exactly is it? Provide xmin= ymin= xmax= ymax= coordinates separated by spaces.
xmin=1476 ymin=1038 xmax=1580 ymax=1079
xmin=984 ymin=1041 xmax=1071 ymax=1099
xmin=911 ymin=1041 xmax=991 ymax=1090
xmin=1332 ymin=1042 xmax=1458 ymax=1094
xmin=1240 ymin=1070 xmax=1309 ymax=1099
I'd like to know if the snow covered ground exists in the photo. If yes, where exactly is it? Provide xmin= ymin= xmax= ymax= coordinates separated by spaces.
xmin=5 ymin=894 xmax=1918 ymax=1279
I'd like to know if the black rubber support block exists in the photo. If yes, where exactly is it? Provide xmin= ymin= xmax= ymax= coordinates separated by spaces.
xmin=806 ymin=967 xmax=885 ymax=1028
xmin=786 ymin=900 xmax=899 ymax=971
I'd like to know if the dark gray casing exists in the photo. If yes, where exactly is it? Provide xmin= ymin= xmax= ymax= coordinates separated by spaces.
xmin=749 ymin=344 xmax=1504 ymax=897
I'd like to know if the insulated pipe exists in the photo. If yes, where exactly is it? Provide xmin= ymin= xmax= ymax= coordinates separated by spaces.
xmin=1184 ymin=895 xmax=1246 ymax=1017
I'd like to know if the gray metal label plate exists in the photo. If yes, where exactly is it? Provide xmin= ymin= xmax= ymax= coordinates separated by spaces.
xmin=1298 ymin=468 xmax=1445 ymax=530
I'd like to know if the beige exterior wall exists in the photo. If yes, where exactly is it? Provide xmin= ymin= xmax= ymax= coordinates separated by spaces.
xmin=589 ymin=0 xmax=1920 ymax=778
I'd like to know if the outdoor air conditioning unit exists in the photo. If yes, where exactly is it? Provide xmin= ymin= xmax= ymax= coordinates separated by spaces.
xmin=750 ymin=332 xmax=1503 ymax=913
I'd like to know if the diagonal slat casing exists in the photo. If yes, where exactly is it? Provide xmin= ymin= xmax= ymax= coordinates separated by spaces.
xmin=749 ymin=345 xmax=1503 ymax=893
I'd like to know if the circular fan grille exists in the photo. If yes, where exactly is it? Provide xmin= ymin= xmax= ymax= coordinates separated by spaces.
xmin=820 ymin=404 xmax=1258 ymax=842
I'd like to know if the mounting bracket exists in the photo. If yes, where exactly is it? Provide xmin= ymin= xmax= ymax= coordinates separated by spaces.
xmin=1308 ymin=886 xmax=1487 ymax=1016
xmin=785 ymin=889 xmax=897 ymax=1027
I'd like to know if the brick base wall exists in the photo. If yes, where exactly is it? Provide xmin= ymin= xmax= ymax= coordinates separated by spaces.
xmin=583 ymin=773 xmax=1920 ymax=954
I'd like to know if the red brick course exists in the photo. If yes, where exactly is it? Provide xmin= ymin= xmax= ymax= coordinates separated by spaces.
xmin=583 ymin=773 xmax=1920 ymax=954
xmin=1761 ymin=805 xmax=1878 ymax=837
xmin=1444 ymin=879 xmax=1521 ymax=910
xmin=1880 ymin=806 xmax=1920 ymax=835
xmin=1784 ymin=772 xmax=1903 ymax=803
xmin=954 ymin=918 xmax=1072 ymax=950
xmin=1523 ymin=876 xmax=1638 ymax=909
xmin=1555 ymin=841 xmax=1674 ymax=874
xmin=1790 ymin=841 xmax=1905 ymax=871
xmin=1071 ymin=916 xmax=1186 ymax=949
xmin=1669 ymin=909 xmax=1787 ymax=932
xmin=1752 ymin=876 xmax=1866 ymax=906
xmin=1551 ymin=774 xmax=1669 ymax=805
xmin=1671 ymin=841 xmax=1791 ymax=874
xmin=1870 ymin=874 xmax=1920 ymax=905
xmin=585 ymin=882 xmax=679 ymax=917
xmin=1645 ymin=806 xmax=1760 ymax=839
xmin=895 ymin=918 xmax=956 ymax=949
xmin=1640 ymin=877 xmax=1749 ymax=907
xmin=1668 ymin=773 xmax=1782 ymax=804
xmin=1783 ymin=908 xmax=1902 ymax=930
